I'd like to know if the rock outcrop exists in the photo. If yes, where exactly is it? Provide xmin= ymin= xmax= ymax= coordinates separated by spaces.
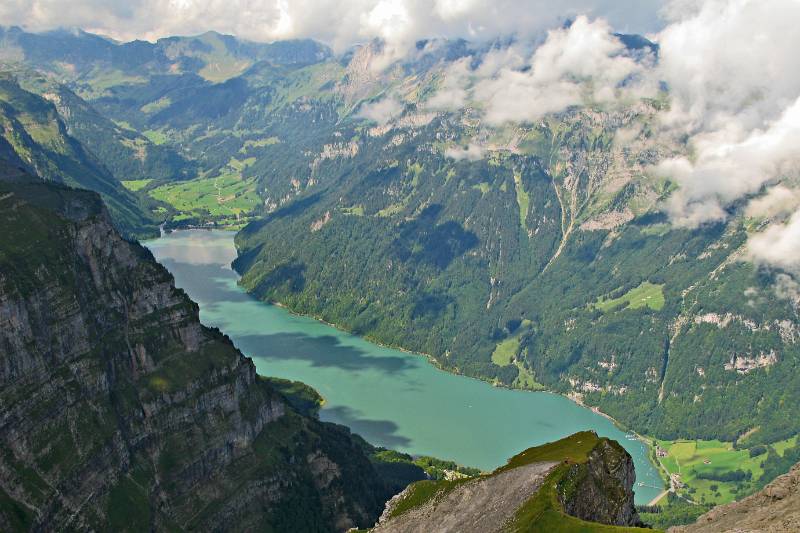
xmin=670 ymin=462 xmax=800 ymax=533
xmin=371 ymin=431 xmax=645 ymax=533
xmin=558 ymin=437 xmax=641 ymax=526
xmin=0 ymin=173 xmax=393 ymax=532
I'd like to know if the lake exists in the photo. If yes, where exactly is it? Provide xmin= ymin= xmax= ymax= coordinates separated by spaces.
xmin=146 ymin=229 xmax=664 ymax=504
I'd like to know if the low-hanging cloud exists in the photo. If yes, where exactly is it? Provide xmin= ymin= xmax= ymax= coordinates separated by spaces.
xmin=747 ymin=211 xmax=800 ymax=273
xmin=355 ymin=96 xmax=404 ymax=125
xmin=645 ymin=0 xmax=800 ymax=273
xmin=0 ymin=0 xmax=662 ymax=52
xmin=471 ymin=16 xmax=655 ymax=125
xmin=652 ymin=0 xmax=800 ymax=228
xmin=445 ymin=143 xmax=485 ymax=161
xmin=745 ymin=185 xmax=800 ymax=219
xmin=424 ymin=57 xmax=471 ymax=112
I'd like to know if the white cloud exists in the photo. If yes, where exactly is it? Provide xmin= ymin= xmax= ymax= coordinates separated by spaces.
xmin=657 ymin=96 xmax=800 ymax=227
xmin=424 ymin=57 xmax=471 ymax=111
xmin=651 ymin=0 xmax=800 ymax=230
xmin=773 ymin=273 xmax=800 ymax=308
xmin=745 ymin=185 xmax=800 ymax=219
xmin=470 ymin=16 xmax=654 ymax=125
xmin=0 ymin=0 xmax=662 ymax=52
xmin=445 ymin=143 xmax=485 ymax=161
xmin=355 ymin=95 xmax=404 ymax=125
xmin=747 ymin=210 xmax=800 ymax=272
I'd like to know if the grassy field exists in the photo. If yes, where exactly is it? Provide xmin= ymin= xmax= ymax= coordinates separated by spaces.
xmin=140 ymin=96 xmax=171 ymax=114
xmin=387 ymin=432 xmax=655 ymax=532
xmin=340 ymin=206 xmax=365 ymax=216
xmin=491 ymin=336 xmax=519 ymax=366
xmin=653 ymin=436 xmax=797 ymax=505
xmin=594 ymin=282 xmax=665 ymax=312
xmin=472 ymin=182 xmax=491 ymax=195
xmin=490 ymin=321 xmax=544 ymax=390
xmin=240 ymin=137 xmax=280 ymax=153
xmin=121 ymin=179 xmax=153 ymax=192
xmin=148 ymin=172 xmax=260 ymax=224
xmin=142 ymin=129 xmax=169 ymax=145
xmin=513 ymin=172 xmax=530 ymax=229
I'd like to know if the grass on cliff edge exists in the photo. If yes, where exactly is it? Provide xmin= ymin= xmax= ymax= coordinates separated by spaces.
xmin=384 ymin=431 xmax=657 ymax=532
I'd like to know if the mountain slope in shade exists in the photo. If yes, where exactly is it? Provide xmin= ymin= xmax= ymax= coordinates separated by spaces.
xmin=0 ymin=26 xmax=331 ymax=85
xmin=0 ymin=75 xmax=156 ymax=235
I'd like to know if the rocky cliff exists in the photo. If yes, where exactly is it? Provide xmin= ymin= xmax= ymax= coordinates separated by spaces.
xmin=670 ymin=462 xmax=800 ymax=533
xmin=0 ymin=169 xmax=400 ymax=532
xmin=371 ymin=431 xmax=646 ymax=533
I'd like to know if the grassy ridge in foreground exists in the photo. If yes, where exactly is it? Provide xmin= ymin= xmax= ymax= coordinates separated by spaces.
xmin=384 ymin=432 xmax=657 ymax=532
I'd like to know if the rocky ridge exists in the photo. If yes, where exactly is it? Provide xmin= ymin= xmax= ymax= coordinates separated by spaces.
xmin=371 ymin=431 xmax=645 ymax=533
xmin=0 ymin=169 xmax=395 ymax=532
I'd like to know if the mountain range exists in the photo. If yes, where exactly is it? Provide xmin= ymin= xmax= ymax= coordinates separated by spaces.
xmin=0 ymin=22 xmax=798 ymax=531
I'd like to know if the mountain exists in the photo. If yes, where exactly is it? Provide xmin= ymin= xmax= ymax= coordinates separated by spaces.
xmin=0 ymin=74 xmax=157 ymax=235
xmin=669 ymin=461 xmax=800 ymax=532
xmin=0 ymin=26 xmax=331 ymax=85
xmin=0 ymin=167 xmax=419 ymax=531
xmin=217 ymin=48 xmax=796 ymax=451
xmin=0 ymin=165 xmax=658 ymax=532
xmin=373 ymin=431 xmax=644 ymax=533
xmin=1 ymin=25 xmax=798 ymax=512
xmin=16 ymin=70 xmax=196 ymax=184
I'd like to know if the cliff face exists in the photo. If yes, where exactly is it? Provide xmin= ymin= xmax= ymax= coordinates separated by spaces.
xmin=372 ymin=431 xmax=645 ymax=533
xmin=0 ymin=174 xmax=391 ymax=532
xmin=558 ymin=438 xmax=641 ymax=526
xmin=670 ymin=462 xmax=800 ymax=533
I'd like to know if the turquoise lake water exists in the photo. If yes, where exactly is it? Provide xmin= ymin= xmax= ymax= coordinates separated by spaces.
xmin=147 ymin=229 xmax=664 ymax=504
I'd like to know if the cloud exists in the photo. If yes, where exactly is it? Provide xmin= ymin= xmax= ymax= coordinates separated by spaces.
xmin=355 ymin=96 xmax=404 ymax=125
xmin=424 ymin=57 xmax=471 ymax=111
xmin=747 ymin=211 xmax=800 ymax=272
xmin=657 ymin=96 xmax=800 ymax=227
xmin=465 ymin=16 xmax=655 ymax=125
xmin=651 ymin=0 xmax=800 ymax=230
xmin=772 ymin=273 xmax=800 ymax=308
xmin=0 ymin=1 xmax=663 ymax=52
xmin=445 ymin=143 xmax=485 ymax=161
xmin=745 ymin=185 xmax=800 ymax=219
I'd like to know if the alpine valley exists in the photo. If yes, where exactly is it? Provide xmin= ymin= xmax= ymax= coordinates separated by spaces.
xmin=0 ymin=8 xmax=799 ymax=532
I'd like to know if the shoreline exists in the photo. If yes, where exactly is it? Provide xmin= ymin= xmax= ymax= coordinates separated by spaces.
xmin=253 ymin=284 xmax=668 ymax=492
xmin=153 ymin=228 xmax=667 ymax=494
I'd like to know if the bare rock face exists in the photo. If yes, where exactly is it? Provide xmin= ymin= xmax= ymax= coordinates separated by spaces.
xmin=0 ymin=178 xmax=390 ymax=532
xmin=558 ymin=438 xmax=642 ymax=526
xmin=670 ymin=462 xmax=800 ymax=533
xmin=372 ymin=461 xmax=559 ymax=533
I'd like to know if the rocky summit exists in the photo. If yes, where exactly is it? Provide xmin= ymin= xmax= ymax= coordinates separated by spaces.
xmin=372 ymin=432 xmax=644 ymax=533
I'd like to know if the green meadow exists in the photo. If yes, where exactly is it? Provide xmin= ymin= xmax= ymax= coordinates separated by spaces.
xmin=594 ymin=282 xmax=665 ymax=312
xmin=653 ymin=436 xmax=798 ymax=505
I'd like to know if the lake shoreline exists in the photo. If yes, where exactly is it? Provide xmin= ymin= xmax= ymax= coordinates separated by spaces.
xmin=148 ymin=228 xmax=666 ymax=500
xmin=256 ymin=287 xmax=664 ymax=485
